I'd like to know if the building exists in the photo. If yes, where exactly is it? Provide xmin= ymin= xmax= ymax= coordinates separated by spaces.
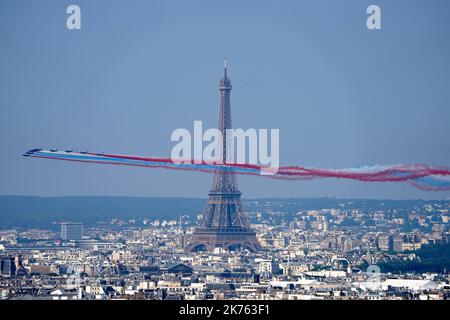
xmin=60 ymin=222 xmax=83 ymax=241
xmin=187 ymin=60 xmax=261 ymax=252
xmin=0 ymin=256 xmax=16 ymax=277
xmin=165 ymin=263 xmax=193 ymax=275
xmin=389 ymin=234 xmax=404 ymax=252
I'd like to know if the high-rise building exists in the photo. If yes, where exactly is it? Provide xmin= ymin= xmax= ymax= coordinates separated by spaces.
xmin=61 ymin=222 xmax=84 ymax=240
xmin=0 ymin=256 xmax=16 ymax=277
xmin=187 ymin=60 xmax=261 ymax=252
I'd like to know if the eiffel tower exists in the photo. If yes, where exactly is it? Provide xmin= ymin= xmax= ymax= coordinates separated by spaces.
xmin=187 ymin=59 xmax=262 ymax=252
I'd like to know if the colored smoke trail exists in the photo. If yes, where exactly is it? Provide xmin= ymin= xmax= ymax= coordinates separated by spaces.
xmin=23 ymin=149 xmax=450 ymax=191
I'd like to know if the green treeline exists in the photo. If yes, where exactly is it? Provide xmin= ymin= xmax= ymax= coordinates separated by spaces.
xmin=379 ymin=243 xmax=450 ymax=274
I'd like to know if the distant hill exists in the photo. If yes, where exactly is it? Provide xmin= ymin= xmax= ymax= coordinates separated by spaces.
xmin=0 ymin=196 xmax=447 ymax=230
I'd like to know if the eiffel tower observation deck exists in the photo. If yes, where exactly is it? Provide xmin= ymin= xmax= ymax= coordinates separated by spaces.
xmin=187 ymin=59 xmax=262 ymax=252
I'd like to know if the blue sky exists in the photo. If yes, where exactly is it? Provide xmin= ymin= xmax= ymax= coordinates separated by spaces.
xmin=1 ymin=0 xmax=449 ymax=199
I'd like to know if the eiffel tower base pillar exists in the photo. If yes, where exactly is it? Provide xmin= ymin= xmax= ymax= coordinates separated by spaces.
xmin=187 ymin=228 xmax=262 ymax=252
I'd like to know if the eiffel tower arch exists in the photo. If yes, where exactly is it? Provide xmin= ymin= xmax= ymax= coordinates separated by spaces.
xmin=186 ymin=59 xmax=262 ymax=252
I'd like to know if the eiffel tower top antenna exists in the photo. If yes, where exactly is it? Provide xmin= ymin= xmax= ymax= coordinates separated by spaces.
xmin=224 ymin=57 xmax=227 ymax=76
xmin=186 ymin=60 xmax=262 ymax=252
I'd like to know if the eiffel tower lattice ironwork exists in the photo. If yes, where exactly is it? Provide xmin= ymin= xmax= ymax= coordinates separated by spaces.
xmin=187 ymin=59 xmax=262 ymax=252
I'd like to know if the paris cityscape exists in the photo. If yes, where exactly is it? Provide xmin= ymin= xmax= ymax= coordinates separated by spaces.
xmin=1 ymin=1 xmax=450 ymax=305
